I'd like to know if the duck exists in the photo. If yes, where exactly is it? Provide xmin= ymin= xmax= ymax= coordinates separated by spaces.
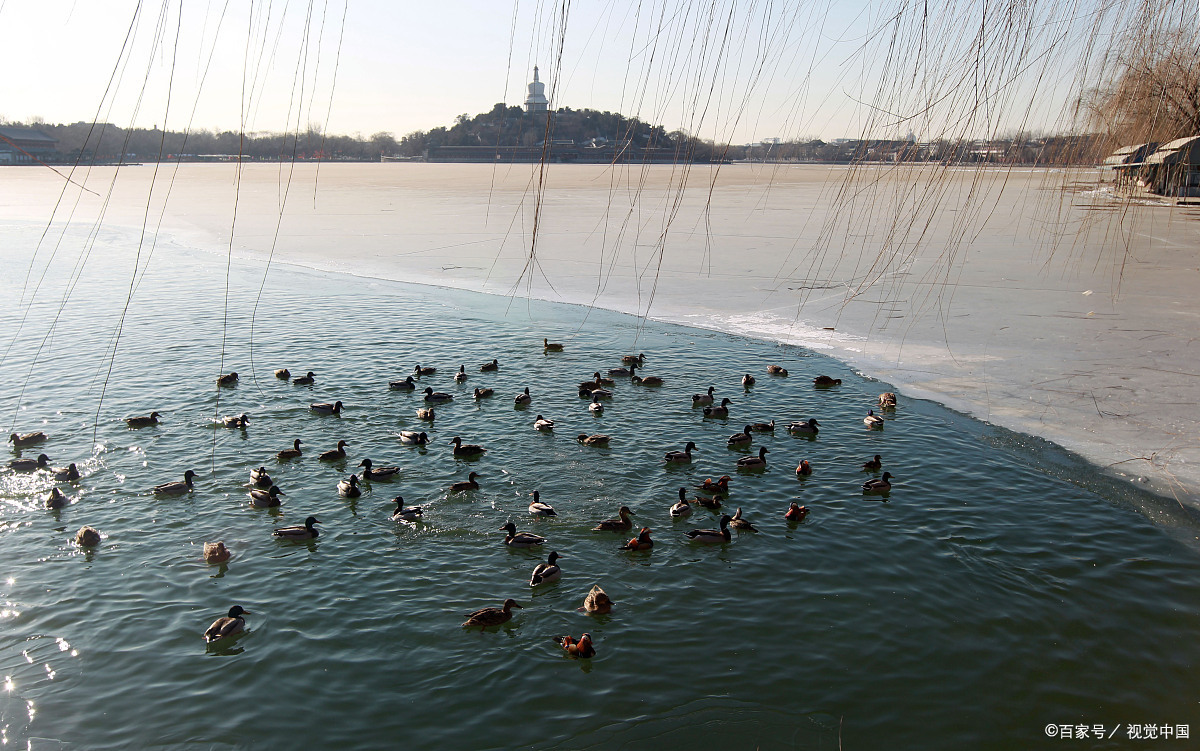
xmin=514 ymin=387 xmax=532 ymax=406
xmin=737 ymin=446 xmax=769 ymax=468
xmin=543 ymin=338 xmax=564 ymax=352
xmin=413 ymin=364 xmax=437 ymax=376
xmin=473 ymin=387 xmax=494 ymax=399
xmin=274 ymin=368 xmax=291 ymax=379
xmin=52 ymin=463 xmax=80 ymax=482
xmin=878 ymin=392 xmax=898 ymax=408
xmin=391 ymin=496 xmax=424 ymax=521
xmin=628 ymin=364 xmax=663 ymax=386
xmin=581 ymin=585 xmax=612 ymax=614
xmin=449 ymin=436 xmax=486 ymax=456
xmin=389 ymin=376 xmax=417 ymax=390
xmin=528 ymin=491 xmax=557 ymax=517
xmin=273 ymin=516 xmax=320 ymax=539
xmin=686 ymin=514 xmax=733 ymax=543
xmin=292 ymin=371 xmax=316 ymax=385
xmin=154 ymin=470 xmax=198 ymax=496
xmin=204 ymin=606 xmax=250 ymax=642
xmin=397 ymin=431 xmax=429 ymax=445
xmin=703 ymin=398 xmax=733 ymax=418
xmin=557 ymin=633 xmax=596 ymax=658
xmin=730 ymin=507 xmax=758 ymax=532
xmin=749 ymin=419 xmax=775 ymax=432
xmin=864 ymin=409 xmax=885 ymax=428
xmin=862 ymin=472 xmax=893 ymax=494
xmin=9 ymin=453 xmax=49 ymax=472
xmin=529 ymin=551 xmax=562 ymax=585
xmin=587 ymin=387 xmax=613 ymax=399
xmin=664 ymin=441 xmax=698 ymax=463
xmin=796 ymin=459 xmax=813 ymax=476
xmin=454 ymin=365 xmax=469 ymax=382
xmin=480 ymin=358 xmax=500 ymax=372
xmin=46 ymin=487 xmax=68 ymax=509
xmin=500 ymin=521 xmax=545 ymax=548
xmin=590 ymin=371 xmax=616 ymax=386
xmin=692 ymin=386 xmax=716 ymax=405
xmin=9 ymin=431 xmax=47 ymax=447
xmin=767 ymin=365 xmax=789 ymax=376
xmin=222 ymin=413 xmax=249 ymax=429
xmin=462 ymin=598 xmax=522 ymax=628
xmin=741 ymin=373 xmax=756 ymax=387
xmin=697 ymin=475 xmax=731 ymax=494
xmin=622 ymin=353 xmax=646 ymax=365
xmin=125 ymin=411 xmax=162 ymax=428
xmin=310 ymin=401 xmax=344 ymax=415
xmin=620 ymin=528 xmax=653 ymax=551
xmin=277 ymin=439 xmax=304 ymax=460
xmin=787 ymin=418 xmax=820 ymax=435
xmin=203 ymin=541 xmax=231 ymax=563
xmin=694 ymin=493 xmax=724 ymax=510
xmin=449 ymin=471 xmax=480 ymax=493
xmin=588 ymin=395 xmax=604 ymax=414
xmin=338 ymin=475 xmax=361 ymax=498
xmin=533 ymin=415 xmax=555 ymax=431
xmin=785 ymin=502 xmax=809 ymax=522
xmin=318 ymin=440 xmax=349 ymax=461
xmin=607 ymin=364 xmax=630 ymax=377
xmin=669 ymin=489 xmax=692 ymax=518
xmin=728 ymin=425 xmax=753 ymax=446
xmin=576 ymin=433 xmax=611 ymax=446
xmin=359 ymin=458 xmax=400 ymax=481
xmin=862 ymin=454 xmax=883 ymax=471
xmin=593 ymin=506 xmax=634 ymax=532
xmin=250 ymin=467 xmax=272 ymax=487
xmin=216 ymin=372 xmax=239 ymax=387
xmin=75 ymin=525 xmax=101 ymax=546
xmin=813 ymin=375 xmax=842 ymax=387
xmin=249 ymin=485 xmax=285 ymax=507
xmin=416 ymin=407 xmax=436 ymax=420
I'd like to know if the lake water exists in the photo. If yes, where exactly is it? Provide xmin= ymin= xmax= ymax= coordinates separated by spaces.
xmin=1 ymin=165 xmax=1199 ymax=749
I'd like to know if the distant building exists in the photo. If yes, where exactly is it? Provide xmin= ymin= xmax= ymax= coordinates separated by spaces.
xmin=1107 ymin=137 xmax=1200 ymax=198
xmin=0 ymin=126 xmax=59 ymax=164
xmin=524 ymin=67 xmax=549 ymax=114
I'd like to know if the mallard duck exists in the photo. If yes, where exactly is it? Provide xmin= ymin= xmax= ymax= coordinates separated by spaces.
xmin=125 ymin=411 xmax=162 ymax=428
xmin=274 ymin=368 xmax=291 ymax=379
xmin=216 ymin=372 xmax=238 ymax=387
xmin=591 ymin=372 xmax=616 ymax=386
xmin=318 ymin=440 xmax=349 ymax=461
xmin=480 ymin=359 xmax=499 ymax=371
xmin=813 ymin=375 xmax=842 ymax=387
xmin=796 ymin=459 xmax=813 ymax=476
xmin=686 ymin=514 xmax=733 ymax=543
xmin=9 ymin=453 xmax=49 ymax=472
xmin=622 ymin=353 xmax=646 ymax=365
xmin=620 ymin=528 xmax=653 ymax=551
xmin=222 ymin=413 xmax=249 ymax=428
xmin=413 ymin=364 xmax=437 ymax=376
xmin=359 ymin=458 xmax=400 ymax=481
xmin=593 ymin=506 xmax=634 ymax=532
xmin=74 ymin=525 xmax=100 ymax=546
xmin=9 ymin=431 xmax=47 ymax=447
xmin=785 ymin=502 xmax=809 ymax=522
xmin=767 ymin=365 xmax=789 ymax=376
xmin=728 ymin=425 xmax=753 ymax=446
xmin=292 ymin=371 xmax=316 ymax=385
xmin=454 ymin=365 xmax=468 ymax=382
xmin=250 ymin=467 xmax=272 ymax=487
xmin=449 ymin=436 xmax=485 ymax=456
xmin=528 ymin=491 xmax=557 ymax=516
xmin=391 ymin=496 xmax=424 ymax=521
xmin=581 ymin=585 xmax=612 ymax=613
xmin=416 ymin=407 xmax=436 ymax=420
xmin=204 ymin=606 xmax=249 ymax=642
xmin=576 ymin=433 xmax=611 ymax=446
xmin=664 ymin=441 xmax=698 ymax=463
xmin=500 ymin=521 xmax=545 ymax=547
xmin=557 ymin=633 xmax=596 ymax=658
xmin=607 ymin=364 xmax=630 ymax=377
xmin=204 ymin=541 xmax=231 ymax=563
xmin=52 ymin=463 xmax=80 ymax=481
xmin=462 ymin=598 xmax=522 ymax=628
xmin=514 ymin=387 xmax=532 ymax=405
xmin=46 ymin=487 xmax=68 ymax=509
xmin=588 ymin=395 xmax=604 ymax=414
xmin=338 ymin=475 xmax=361 ymax=497
xmin=277 ymin=439 xmax=303 ymax=460
xmin=587 ymin=387 xmax=613 ymax=399
xmin=730 ymin=507 xmax=758 ymax=531
xmin=154 ymin=470 xmax=198 ymax=495
xmin=543 ymin=338 xmax=564 ymax=352
xmin=670 ymin=488 xmax=692 ymax=517
xmin=737 ymin=446 xmax=769 ymax=468
xmin=862 ymin=472 xmax=893 ymax=494
xmin=692 ymin=386 xmax=716 ymax=405
xmin=749 ymin=419 xmax=775 ymax=432
xmin=878 ymin=392 xmax=898 ymax=408
xmin=697 ymin=475 xmax=732 ymax=493
xmin=703 ymin=398 xmax=733 ymax=418
xmin=529 ymin=551 xmax=562 ymax=585
xmin=864 ymin=409 xmax=884 ymax=428
xmin=273 ymin=516 xmax=320 ymax=539
xmin=311 ymin=401 xmax=343 ymax=414
xmin=249 ymin=485 xmax=285 ymax=507
xmin=533 ymin=415 xmax=555 ymax=431
xmin=389 ymin=376 xmax=417 ymax=390
xmin=628 ymin=364 xmax=663 ymax=386
xmin=862 ymin=454 xmax=883 ymax=471
xmin=398 ymin=431 xmax=429 ymax=445
xmin=787 ymin=418 xmax=819 ymax=435
xmin=741 ymin=373 xmax=756 ymax=387
xmin=449 ymin=471 xmax=480 ymax=493
xmin=473 ymin=387 xmax=494 ymax=399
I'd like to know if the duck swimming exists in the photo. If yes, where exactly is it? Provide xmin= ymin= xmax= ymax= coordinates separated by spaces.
xmin=292 ymin=371 xmax=316 ymax=385
xmin=737 ymin=446 xmax=769 ymax=468
xmin=222 ymin=413 xmax=249 ymax=429
xmin=125 ymin=411 xmax=162 ymax=428
xmin=500 ymin=521 xmax=545 ymax=548
xmin=703 ymin=398 xmax=733 ymax=418
xmin=787 ymin=418 xmax=819 ymax=435
xmin=398 ymin=431 xmax=429 ymax=445
xmin=52 ymin=463 xmax=80 ymax=482
xmin=277 ymin=439 xmax=304 ymax=460
xmin=413 ymin=364 xmax=437 ymax=376
xmin=250 ymin=466 xmax=272 ymax=487
xmin=878 ymin=392 xmax=898 ymax=408
xmin=593 ymin=506 xmax=634 ymax=532
xmin=416 ymin=407 xmax=436 ymax=420
xmin=480 ymin=358 xmax=500 ymax=371
xmin=391 ymin=496 xmax=424 ymax=521
xmin=557 ymin=633 xmax=596 ymax=658
xmin=629 ymin=364 xmax=663 ymax=386
xmin=46 ymin=487 xmax=68 ymax=509
xmin=533 ymin=415 xmax=555 ymax=431
xmin=813 ymin=375 xmax=842 ymax=387
xmin=767 ymin=365 xmax=789 ymax=376
xmin=620 ymin=528 xmax=653 ymax=551
xmin=862 ymin=472 xmax=894 ymax=494
xmin=216 ymin=372 xmax=238 ymax=387
xmin=8 ymin=453 xmax=49 ymax=472
xmin=862 ymin=454 xmax=883 ymax=471
xmin=514 ymin=387 xmax=532 ymax=406
xmin=864 ymin=409 xmax=884 ymax=428
xmin=694 ymin=492 xmax=723 ymax=510
xmin=622 ymin=353 xmax=646 ymax=365
xmin=749 ymin=419 xmax=775 ymax=432
xmin=204 ymin=606 xmax=249 ymax=643
xmin=338 ymin=475 xmax=361 ymax=497
xmin=576 ymin=433 xmax=611 ymax=446
xmin=581 ymin=585 xmax=612 ymax=614
xmin=154 ymin=470 xmax=197 ymax=496
xmin=75 ymin=525 xmax=101 ymax=546
xmin=204 ymin=541 xmax=231 ymax=563
xmin=686 ymin=514 xmax=733 ymax=543
xmin=454 ymin=365 xmax=468 ymax=382
xmin=389 ymin=376 xmax=417 ymax=390
xmin=529 ymin=551 xmax=562 ymax=585
xmin=449 ymin=436 xmax=486 ymax=456
xmin=543 ymin=338 xmax=564 ymax=352
xmin=275 ymin=369 xmax=291 ymax=379
xmin=319 ymin=440 xmax=349 ymax=461
xmin=664 ymin=441 xmax=698 ymax=463
xmin=796 ymin=459 xmax=813 ymax=476
xmin=692 ymin=386 xmax=716 ymax=405
xmin=528 ymin=491 xmax=557 ymax=517
xmin=670 ymin=489 xmax=692 ymax=518
xmin=249 ymin=485 xmax=285 ymax=507
xmin=359 ymin=458 xmax=400 ymax=481
xmin=741 ymin=373 xmax=756 ymax=387
xmin=588 ymin=395 xmax=604 ymax=414
xmin=785 ymin=502 xmax=809 ymax=522
xmin=730 ymin=507 xmax=758 ymax=532
xmin=311 ymin=401 xmax=344 ymax=415
xmin=607 ymin=364 xmax=630 ymax=377
xmin=449 ymin=471 xmax=480 ymax=493
xmin=463 ymin=598 xmax=522 ymax=628
xmin=728 ymin=425 xmax=753 ymax=446
xmin=274 ymin=516 xmax=320 ymax=539
xmin=697 ymin=475 xmax=732 ymax=494
xmin=473 ymin=387 xmax=494 ymax=399
xmin=9 ymin=431 xmax=47 ymax=447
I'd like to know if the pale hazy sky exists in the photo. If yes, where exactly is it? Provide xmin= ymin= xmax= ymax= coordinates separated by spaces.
xmin=0 ymin=0 xmax=1138 ymax=143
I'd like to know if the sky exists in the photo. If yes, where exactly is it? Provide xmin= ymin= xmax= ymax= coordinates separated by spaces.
xmin=0 ymin=0 xmax=1168 ymax=144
